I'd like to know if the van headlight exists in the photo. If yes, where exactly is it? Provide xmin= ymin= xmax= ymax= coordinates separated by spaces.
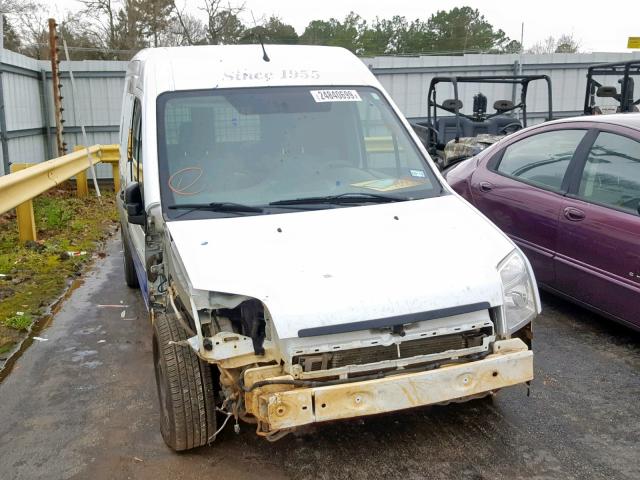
xmin=498 ymin=250 xmax=537 ymax=334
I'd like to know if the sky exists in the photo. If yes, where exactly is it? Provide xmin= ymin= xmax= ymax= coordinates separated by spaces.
xmin=47 ymin=0 xmax=639 ymax=53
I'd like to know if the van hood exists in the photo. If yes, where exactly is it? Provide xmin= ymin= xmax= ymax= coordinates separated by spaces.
xmin=166 ymin=195 xmax=514 ymax=339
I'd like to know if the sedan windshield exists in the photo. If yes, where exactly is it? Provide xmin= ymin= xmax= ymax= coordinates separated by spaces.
xmin=157 ymin=86 xmax=442 ymax=218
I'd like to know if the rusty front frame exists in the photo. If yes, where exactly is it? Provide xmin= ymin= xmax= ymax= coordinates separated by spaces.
xmin=244 ymin=338 xmax=533 ymax=433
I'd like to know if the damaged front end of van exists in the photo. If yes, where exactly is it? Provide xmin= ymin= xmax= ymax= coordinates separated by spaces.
xmin=118 ymin=45 xmax=538 ymax=451
xmin=142 ymin=194 xmax=537 ymax=445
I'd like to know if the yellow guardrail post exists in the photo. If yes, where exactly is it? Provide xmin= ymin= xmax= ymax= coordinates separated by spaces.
xmin=99 ymin=145 xmax=121 ymax=192
xmin=10 ymin=163 xmax=38 ymax=243
xmin=73 ymin=145 xmax=89 ymax=198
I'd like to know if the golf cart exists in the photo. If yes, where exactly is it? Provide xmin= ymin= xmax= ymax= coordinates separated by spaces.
xmin=411 ymin=75 xmax=553 ymax=170
xmin=584 ymin=60 xmax=640 ymax=115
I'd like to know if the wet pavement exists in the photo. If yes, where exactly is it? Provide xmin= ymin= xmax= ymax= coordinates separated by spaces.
xmin=0 ymin=236 xmax=638 ymax=480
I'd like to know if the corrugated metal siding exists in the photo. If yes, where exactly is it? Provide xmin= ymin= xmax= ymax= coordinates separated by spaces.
xmin=365 ymin=52 xmax=640 ymax=123
xmin=0 ymin=48 xmax=127 ymax=176
xmin=2 ymin=48 xmax=640 ymax=177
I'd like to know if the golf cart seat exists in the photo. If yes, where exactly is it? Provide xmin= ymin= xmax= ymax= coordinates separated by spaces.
xmin=436 ymin=116 xmax=473 ymax=147
xmin=493 ymin=99 xmax=514 ymax=113
xmin=441 ymin=98 xmax=463 ymax=112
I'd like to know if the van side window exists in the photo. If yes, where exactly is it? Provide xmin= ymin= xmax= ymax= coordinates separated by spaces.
xmin=495 ymin=130 xmax=586 ymax=192
xmin=131 ymin=98 xmax=143 ymax=182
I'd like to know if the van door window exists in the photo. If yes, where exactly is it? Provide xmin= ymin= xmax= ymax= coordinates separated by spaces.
xmin=131 ymin=98 xmax=143 ymax=182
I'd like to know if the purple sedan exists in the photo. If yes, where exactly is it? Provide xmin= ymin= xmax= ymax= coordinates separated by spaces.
xmin=445 ymin=114 xmax=640 ymax=330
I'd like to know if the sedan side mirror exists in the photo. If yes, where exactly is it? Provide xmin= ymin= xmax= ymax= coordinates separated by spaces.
xmin=124 ymin=182 xmax=146 ymax=226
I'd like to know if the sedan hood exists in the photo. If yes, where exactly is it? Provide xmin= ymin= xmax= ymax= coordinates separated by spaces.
xmin=166 ymin=195 xmax=514 ymax=339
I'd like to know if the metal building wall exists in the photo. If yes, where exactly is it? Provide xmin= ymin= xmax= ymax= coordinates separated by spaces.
xmin=365 ymin=52 xmax=640 ymax=123
xmin=0 ymin=48 xmax=127 ymax=176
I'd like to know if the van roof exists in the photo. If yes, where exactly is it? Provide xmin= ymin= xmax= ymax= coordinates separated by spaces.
xmin=128 ymin=45 xmax=379 ymax=94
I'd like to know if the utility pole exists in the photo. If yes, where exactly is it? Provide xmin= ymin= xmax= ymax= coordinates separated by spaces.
xmin=48 ymin=18 xmax=67 ymax=157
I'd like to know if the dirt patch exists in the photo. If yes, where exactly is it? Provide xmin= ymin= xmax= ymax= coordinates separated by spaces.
xmin=0 ymin=184 xmax=118 ymax=362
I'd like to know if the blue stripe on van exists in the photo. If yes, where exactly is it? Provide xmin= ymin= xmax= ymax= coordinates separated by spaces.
xmin=130 ymin=245 xmax=149 ymax=310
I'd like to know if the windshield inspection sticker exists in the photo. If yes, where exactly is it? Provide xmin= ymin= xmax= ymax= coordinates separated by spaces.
xmin=310 ymin=89 xmax=362 ymax=103
xmin=351 ymin=178 xmax=427 ymax=192
xmin=410 ymin=169 xmax=426 ymax=178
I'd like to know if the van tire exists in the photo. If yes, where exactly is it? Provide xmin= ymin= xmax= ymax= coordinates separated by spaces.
xmin=153 ymin=313 xmax=217 ymax=451
xmin=122 ymin=235 xmax=139 ymax=289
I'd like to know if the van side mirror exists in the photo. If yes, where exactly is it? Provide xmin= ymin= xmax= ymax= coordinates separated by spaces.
xmin=124 ymin=182 xmax=146 ymax=226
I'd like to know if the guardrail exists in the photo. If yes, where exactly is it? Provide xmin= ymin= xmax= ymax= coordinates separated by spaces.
xmin=0 ymin=144 xmax=120 ymax=243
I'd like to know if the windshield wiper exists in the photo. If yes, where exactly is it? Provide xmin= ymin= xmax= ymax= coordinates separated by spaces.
xmin=269 ymin=192 xmax=406 ymax=206
xmin=168 ymin=202 xmax=264 ymax=218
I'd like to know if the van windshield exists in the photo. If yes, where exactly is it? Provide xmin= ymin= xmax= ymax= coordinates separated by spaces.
xmin=157 ymin=86 xmax=442 ymax=218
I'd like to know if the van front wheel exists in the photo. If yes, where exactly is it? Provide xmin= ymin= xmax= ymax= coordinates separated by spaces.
xmin=152 ymin=313 xmax=217 ymax=451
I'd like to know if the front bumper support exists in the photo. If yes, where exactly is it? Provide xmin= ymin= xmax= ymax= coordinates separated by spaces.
xmin=247 ymin=338 xmax=533 ymax=431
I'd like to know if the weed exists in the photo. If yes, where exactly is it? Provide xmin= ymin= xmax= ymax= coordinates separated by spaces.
xmin=4 ymin=313 xmax=32 ymax=331
xmin=39 ymin=198 xmax=73 ymax=230
xmin=0 ymin=342 xmax=14 ymax=356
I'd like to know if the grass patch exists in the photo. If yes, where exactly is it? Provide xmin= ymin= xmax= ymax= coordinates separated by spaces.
xmin=4 ymin=313 xmax=32 ymax=331
xmin=0 ymin=185 xmax=117 ymax=350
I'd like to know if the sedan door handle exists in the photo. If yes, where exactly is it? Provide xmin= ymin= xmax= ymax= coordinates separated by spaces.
xmin=479 ymin=181 xmax=493 ymax=192
xmin=563 ymin=206 xmax=585 ymax=221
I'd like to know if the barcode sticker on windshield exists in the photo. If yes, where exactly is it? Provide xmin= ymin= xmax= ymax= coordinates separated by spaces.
xmin=310 ymin=89 xmax=362 ymax=102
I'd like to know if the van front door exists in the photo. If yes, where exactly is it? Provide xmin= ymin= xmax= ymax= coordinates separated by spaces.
xmin=123 ymin=97 xmax=147 ymax=299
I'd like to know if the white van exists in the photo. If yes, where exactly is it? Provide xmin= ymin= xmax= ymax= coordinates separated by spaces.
xmin=118 ymin=45 xmax=539 ymax=451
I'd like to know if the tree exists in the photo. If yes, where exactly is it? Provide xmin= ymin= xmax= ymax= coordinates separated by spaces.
xmin=426 ymin=7 xmax=509 ymax=53
xmin=111 ymin=1 xmax=147 ymax=57
xmin=390 ymin=18 xmax=433 ymax=55
xmin=358 ymin=17 xmax=394 ymax=55
xmin=554 ymin=34 xmax=580 ymax=53
xmin=77 ymin=0 xmax=146 ymax=58
xmin=2 ymin=15 xmax=22 ymax=52
xmin=59 ymin=13 xmax=108 ymax=60
xmin=502 ymin=39 xmax=522 ymax=54
xmin=199 ymin=0 xmax=245 ymax=45
xmin=300 ymin=12 xmax=365 ymax=53
xmin=301 ymin=8 xmax=510 ymax=55
xmin=160 ymin=12 xmax=206 ymax=46
xmin=527 ymin=34 xmax=580 ymax=54
xmin=79 ymin=0 xmax=118 ymax=51
xmin=0 ymin=0 xmax=48 ymax=58
xmin=135 ymin=0 xmax=174 ymax=48
xmin=263 ymin=16 xmax=298 ymax=44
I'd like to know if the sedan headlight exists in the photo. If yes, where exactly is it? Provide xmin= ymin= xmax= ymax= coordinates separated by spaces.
xmin=498 ymin=250 xmax=537 ymax=335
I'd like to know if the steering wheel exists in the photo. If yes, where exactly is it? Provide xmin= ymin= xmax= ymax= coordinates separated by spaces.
xmin=498 ymin=122 xmax=523 ymax=135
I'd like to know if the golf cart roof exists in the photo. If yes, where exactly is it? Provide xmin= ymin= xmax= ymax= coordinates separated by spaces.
xmin=429 ymin=74 xmax=551 ymax=86
xmin=586 ymin=60 xmax=640 ymax=76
